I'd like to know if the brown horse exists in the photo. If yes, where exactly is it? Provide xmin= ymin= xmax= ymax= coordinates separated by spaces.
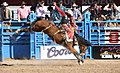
xmin=15 ymin=19 xmax=91 ymax=65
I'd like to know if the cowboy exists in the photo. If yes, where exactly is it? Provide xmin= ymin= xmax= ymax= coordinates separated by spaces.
xmin=17 ymin=1 xmax=31 ymax=22
xmin=72 ymin=3 xmax=82 ymax=21
xmin=1 ymin=2 xmax=12 ymax=21
xmin=53 ymin=2 xmax=77 ymax=42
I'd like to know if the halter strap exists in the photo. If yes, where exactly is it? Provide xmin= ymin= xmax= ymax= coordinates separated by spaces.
xmin=41 ymin=24 xmax=53 ymax=32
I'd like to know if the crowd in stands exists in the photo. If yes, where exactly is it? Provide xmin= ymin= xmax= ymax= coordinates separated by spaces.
xmin=0 ymin=0 xmax=120 ymax=41
xmin=88 ymin=1 xmax=120 ymax=26
xmin=0 ymin=0 xmax=120 ymax=26
xmin=0 ymin=0 xmax=82 ymax=22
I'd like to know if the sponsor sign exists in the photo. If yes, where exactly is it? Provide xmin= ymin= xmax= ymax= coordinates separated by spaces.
xmin=105 ymin=31 xmax=120 ymax=44
xmin=40 ymin=46 xmax=79 ymax=59
xmin=92 ymin=46 xmax=120 ymax=59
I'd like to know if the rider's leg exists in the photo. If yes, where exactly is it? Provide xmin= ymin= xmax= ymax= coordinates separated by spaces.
xmin=62 ymin=24 xmax=74 ymax=42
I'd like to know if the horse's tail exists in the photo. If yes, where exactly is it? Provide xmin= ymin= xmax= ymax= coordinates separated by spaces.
xmin=74 ymin=32 xmax=92 ymax=46
xmin=15 ymin=27 xmax=31 ymax=34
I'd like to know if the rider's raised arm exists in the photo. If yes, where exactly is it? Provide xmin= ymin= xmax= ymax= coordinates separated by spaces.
xmin=53 ymin=2 xmax=66 ymax=17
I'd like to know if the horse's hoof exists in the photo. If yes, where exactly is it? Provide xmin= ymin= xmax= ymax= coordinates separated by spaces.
xmin=81 ymin=59 xmax=84 ymax=63
xmin=78 ymin=58 xmax=84 ymax=65
xmin=78 ymin=60 xmax=83 ymax=65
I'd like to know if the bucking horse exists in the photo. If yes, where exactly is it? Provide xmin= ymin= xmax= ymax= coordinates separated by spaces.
xmin=15 ymin=19 xmax=92 ymax=65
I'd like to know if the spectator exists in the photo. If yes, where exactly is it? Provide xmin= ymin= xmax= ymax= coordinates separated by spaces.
xmin=1 ymin=2 xmax=12 ymax=21
xmin=53 ymin=8 xmax=61 ymax=21
xmin=17 ymin=1 xmax=31 ymax=22
xmin=89 ymin=2 xmax=102 ymax=20
xmin=113 ymin=3 xmax=120 ymax=19
xmin=103 ymin=2 xmax=117 ymax=19
xmin=59 ymin=0 xmax=66 ymax=12
xmin=47 ymin=5 xmax=54 ymax=21
xmin=103 ymin=2 xmax=118 ymax=27
xmin=113 ymin=5 xmax=120 ymax=26
xmin=47 ymin=5 xmax=61 ymax=21
xmin=72 ymin=3 xmax=82 ymax=21
xmin=36 ymin=1 xmax=46 ymax=20
xmin=30 ymin=0 xmax=37 ymax=12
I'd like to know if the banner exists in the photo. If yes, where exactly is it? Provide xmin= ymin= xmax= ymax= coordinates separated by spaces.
xmin=92 ymin=46 xmax=120 ymax=59
xmin=40 ymin=46 xmax=79 ymax=59
xmin=105 ymin=30 xmax=120 ymax=44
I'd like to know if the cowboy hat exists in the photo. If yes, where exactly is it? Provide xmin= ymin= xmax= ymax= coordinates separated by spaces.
xmin=1 ymin=2 xmax=8 ymax=6
xmin=21 ymin=1 xmax=26 ymax=5
xmin=72 ymin=3 xmax=78 ymax=7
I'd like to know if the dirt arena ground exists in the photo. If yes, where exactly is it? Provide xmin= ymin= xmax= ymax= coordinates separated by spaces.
xmin=0 ymin=59 xmax=120 ymax=73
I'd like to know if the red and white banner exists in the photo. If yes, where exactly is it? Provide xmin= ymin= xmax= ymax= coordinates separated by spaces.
xmin=40 ymin=46 xmax=79 ymax=59
xmin=105 ymin=31 xmax=120 ymax=44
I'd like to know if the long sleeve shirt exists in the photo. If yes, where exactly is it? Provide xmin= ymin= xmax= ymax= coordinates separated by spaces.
xmin=70 ymin=17 xmax=77 ymax=28
xmin=54 ymin=5 xmax=66 ymax=17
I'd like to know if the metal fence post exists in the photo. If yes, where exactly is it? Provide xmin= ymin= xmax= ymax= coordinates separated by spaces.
xmin=84 ymin=11 xmax=92 ymax=59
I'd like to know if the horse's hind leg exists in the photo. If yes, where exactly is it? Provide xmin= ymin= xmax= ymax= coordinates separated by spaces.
xmin=74 ymin=52 xmax=84 ymax=65
xmin=66 ymin=43 xmax=84 ymax=65
xmin=79 ymin=45 xmax=88 ymax=56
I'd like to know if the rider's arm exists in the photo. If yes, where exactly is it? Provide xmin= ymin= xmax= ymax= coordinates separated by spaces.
xmin=53 ymin=2 xmax=66 ymax=17
xmin=70 ymin=17 xmax=78 ymax=29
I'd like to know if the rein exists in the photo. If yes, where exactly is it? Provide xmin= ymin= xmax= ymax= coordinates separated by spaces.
xmin=41 ymin=24 xmax=53 ymax=32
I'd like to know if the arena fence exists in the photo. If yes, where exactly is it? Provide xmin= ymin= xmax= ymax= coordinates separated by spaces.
xmin=0 ymin=12 xmax=120 ymax=61
xmin=85 ymin=12 xmax=120 ymax=59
